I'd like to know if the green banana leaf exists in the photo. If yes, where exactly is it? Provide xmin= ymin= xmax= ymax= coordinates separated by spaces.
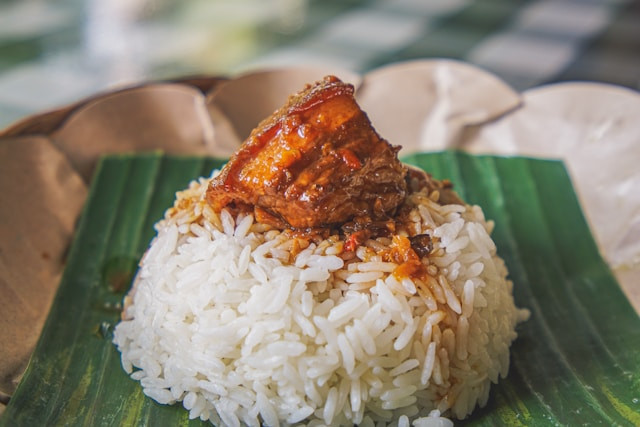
xmin=2 ymin=151 xmax=639 ymax=426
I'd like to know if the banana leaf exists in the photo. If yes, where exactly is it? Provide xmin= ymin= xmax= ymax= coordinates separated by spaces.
xmin=2 ymin=151 xmax=638 ymax=426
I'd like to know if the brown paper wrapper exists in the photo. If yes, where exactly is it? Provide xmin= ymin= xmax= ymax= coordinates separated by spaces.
xmin=0 ymin=136 xmax=87 ymax=397
xmin=1 ymin=60 xmax=638 ymax=403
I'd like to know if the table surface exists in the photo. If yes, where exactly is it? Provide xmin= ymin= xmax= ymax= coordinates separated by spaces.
xmin=0 ymin=0 xmax=638 ymax=130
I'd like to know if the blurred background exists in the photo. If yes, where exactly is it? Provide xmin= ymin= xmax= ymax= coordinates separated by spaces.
xmin=0 ymin=0 xmax=638 ymax=130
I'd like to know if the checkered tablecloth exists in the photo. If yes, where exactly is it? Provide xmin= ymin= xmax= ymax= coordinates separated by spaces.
xmin=0 ymin=0 xmax=638 ymax=130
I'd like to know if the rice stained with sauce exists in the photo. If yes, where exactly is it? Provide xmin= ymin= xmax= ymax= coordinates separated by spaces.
xmin=113 ymin=172 xmax=529 ymax=426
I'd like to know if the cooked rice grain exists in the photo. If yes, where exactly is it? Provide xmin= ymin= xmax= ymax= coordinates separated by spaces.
xmin=113 ymin=174 xmax=529 ymax=426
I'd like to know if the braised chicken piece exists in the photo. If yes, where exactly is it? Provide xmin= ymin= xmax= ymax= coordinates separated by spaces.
xmin=206 ymin=76 xmax=408 ymax=229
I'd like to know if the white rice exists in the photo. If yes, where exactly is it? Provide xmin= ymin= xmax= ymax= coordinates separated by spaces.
xmin=114 ymin=173 xmax=529 ymax=426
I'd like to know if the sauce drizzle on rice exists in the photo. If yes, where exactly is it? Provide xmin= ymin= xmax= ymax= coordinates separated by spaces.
xmin=114 ymin=76 xmax=529 ymax=426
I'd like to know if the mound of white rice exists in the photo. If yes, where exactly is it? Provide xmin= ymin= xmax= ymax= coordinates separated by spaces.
xmin=113 ymin=172 xmax=529 ymax=426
